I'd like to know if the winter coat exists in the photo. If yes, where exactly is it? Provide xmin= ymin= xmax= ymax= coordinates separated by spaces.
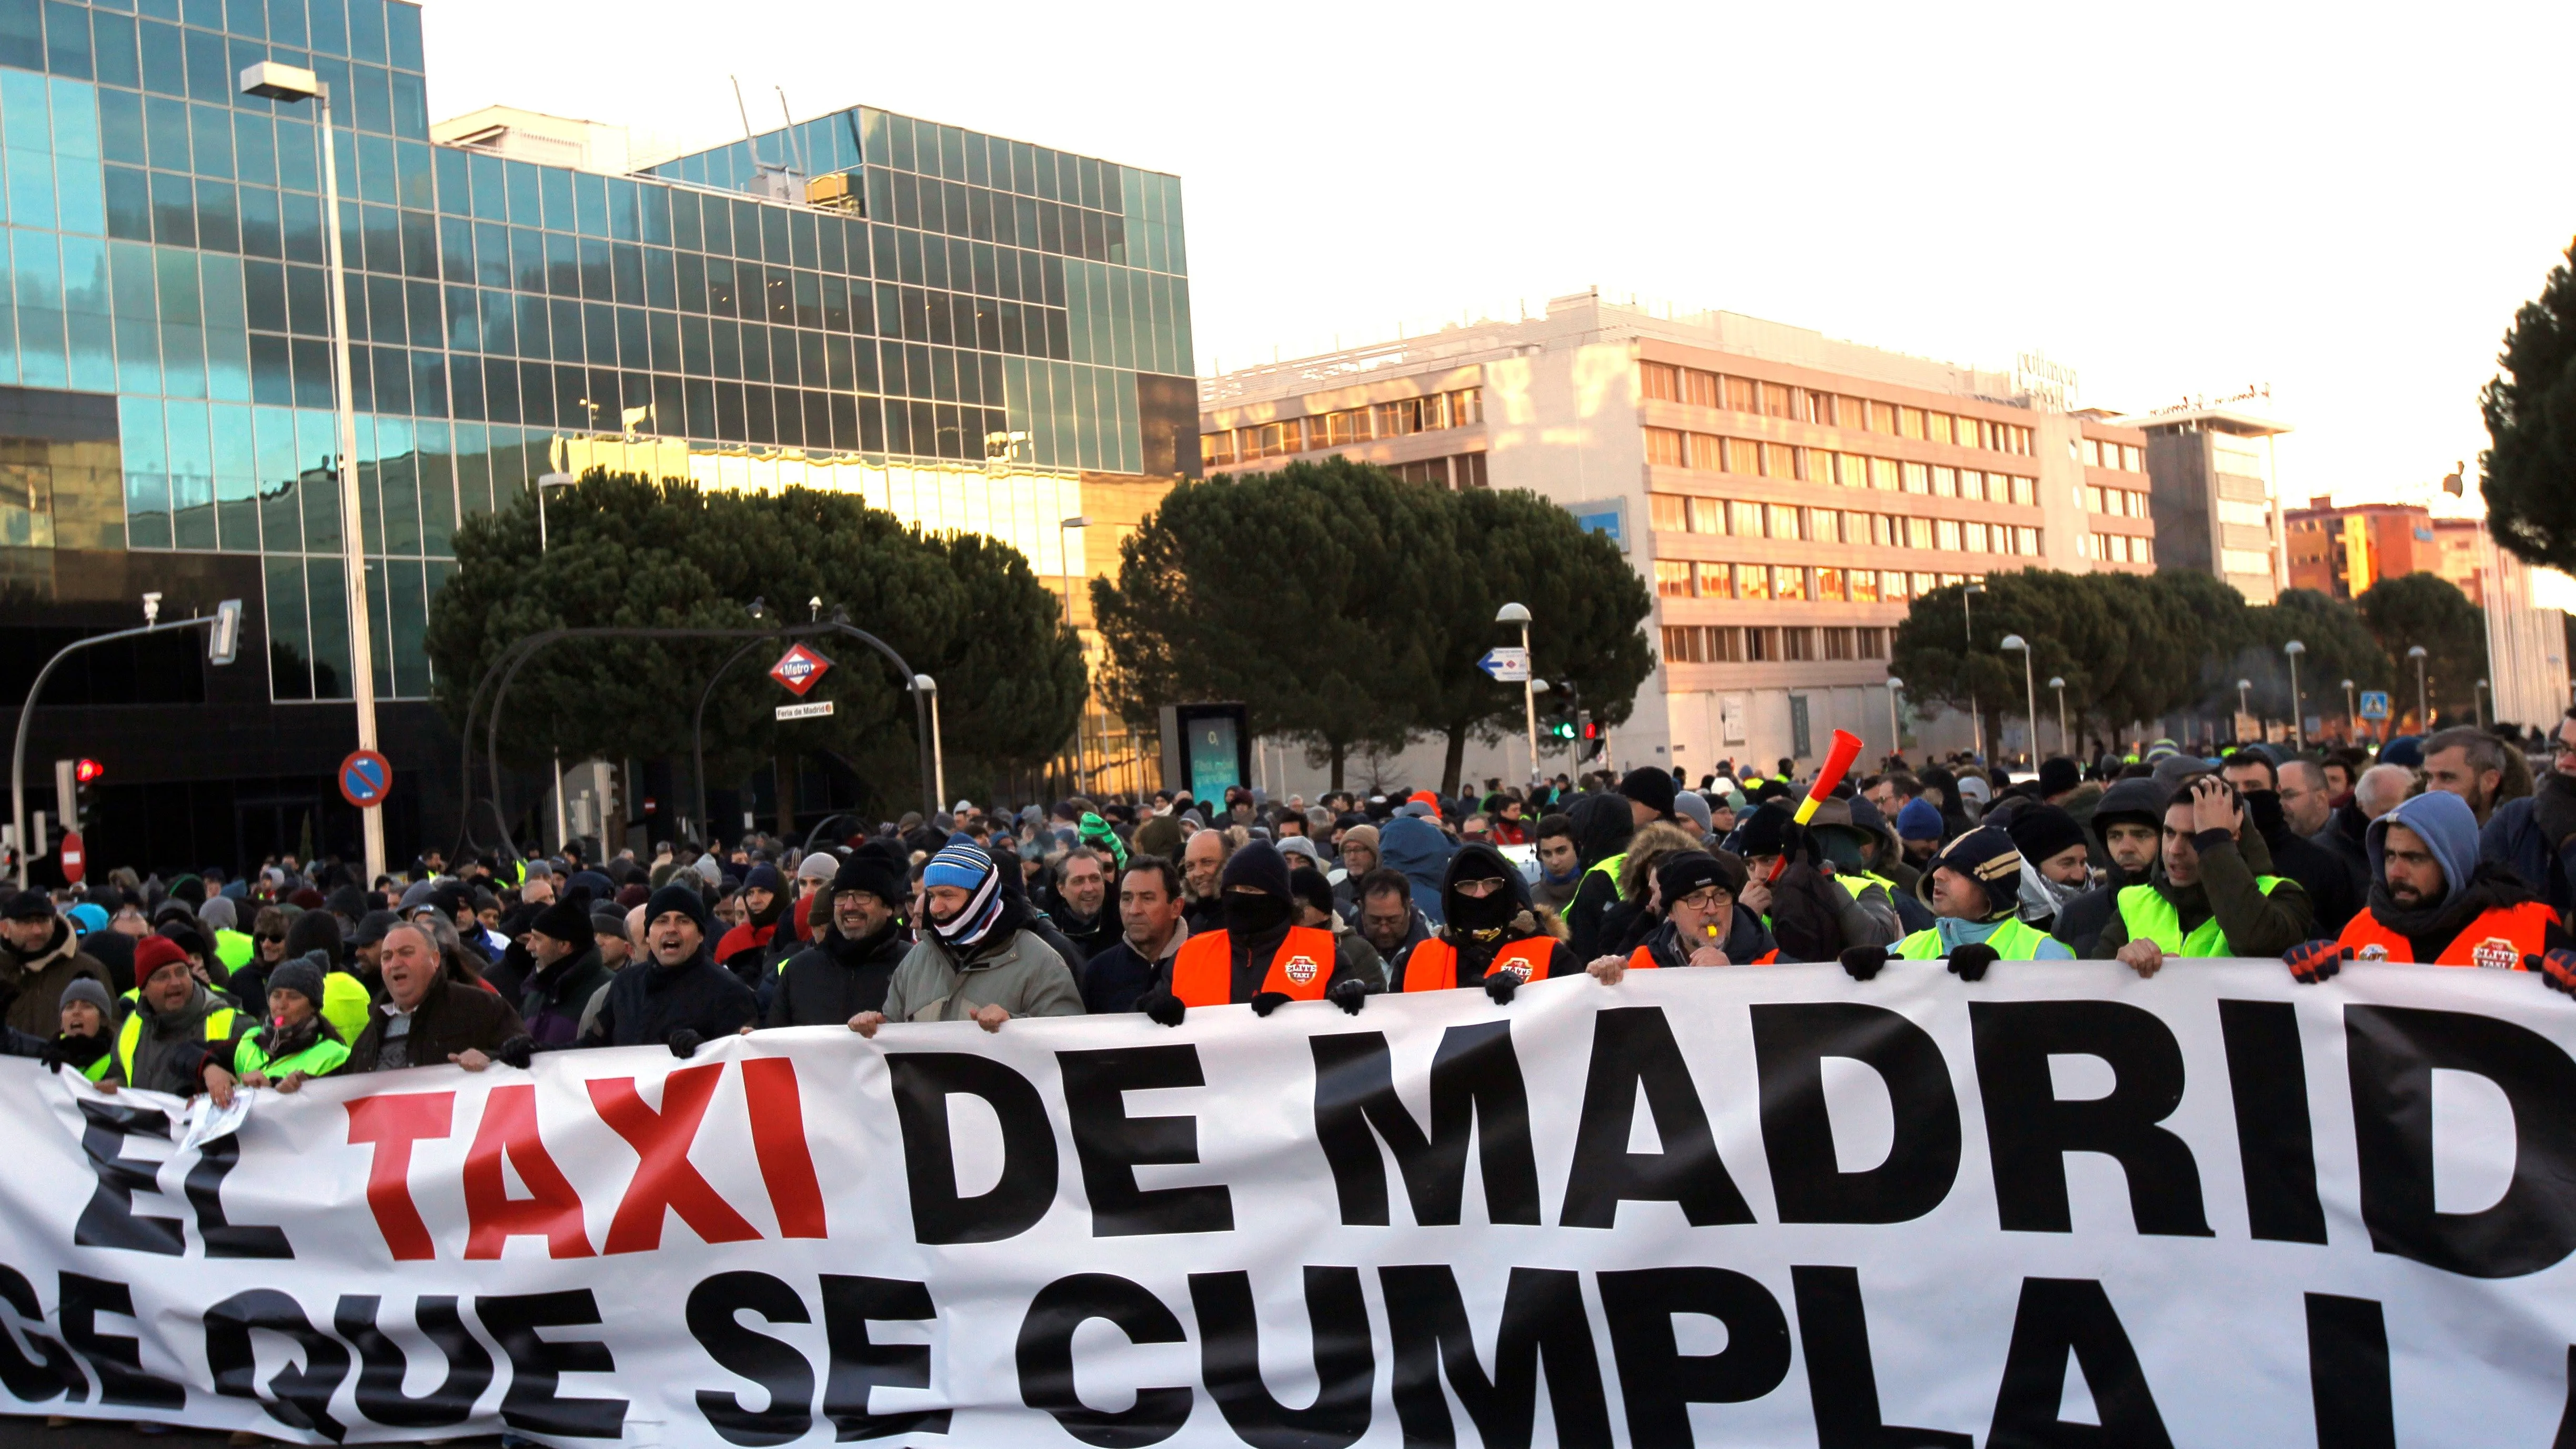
xmin=346 ymin=974 xmax=527 ymax=1073
xmin=0 ymin=918 xmax=116 ymax=1039
xmin=767 ymin=918 xmax=910 ymax=1027
xmin=111 ymin=984 xmax=254 ymax=1094
xmin=2481 ymin=774 xmax=2576 ymax=921
xmin=519 ymin=947 xmax=615 ymax=1048
xmin=1377 ymin=818 xmax=1457 ymax=927
xmin=2087 ymin=824 xmax=2314 ymax=960
xmin=582 ymin=949 xmax=758 ymax=1048
xmin=1078 ymin=921 xmax=1187 ymax=1015
xmin=881 ymin=927 xmax=1084 ymax=1024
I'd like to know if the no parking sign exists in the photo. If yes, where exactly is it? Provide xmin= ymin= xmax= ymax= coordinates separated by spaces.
xmin=338 ymin=749 xmax=392 ymax=809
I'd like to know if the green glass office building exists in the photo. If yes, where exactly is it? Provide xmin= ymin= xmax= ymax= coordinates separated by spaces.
xmin=0 ymin=0 xmax=1196 ymax=870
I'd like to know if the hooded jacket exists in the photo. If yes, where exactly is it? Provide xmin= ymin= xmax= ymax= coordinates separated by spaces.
xmin=2363 ymin=790 xmax=2572 ymax=960
xmin=1391 ymin=843 xmax=1578 ymax=990
xmin=0 ymin=916 xmax=116 ymax=1039
xmin=2052 ymin=776 xmax=2168 ymax=957
xmin=2480 ymin=770 xmax=2576 ymax=921
xmin=2087 ymin=803 xmax=2314 ymax=959
xmin=881 ymin=916 xmax=1085 ymax=1024
xmin=2243 ymin=787 xmax=2363 ymax=935
xmin=1376 ymin=817 xmax=1456 ymax=927
xmin=112 ymin=983 xmax=253 ymax=1094
xmin=1563 ymin=792 xmax=1640 ymax=960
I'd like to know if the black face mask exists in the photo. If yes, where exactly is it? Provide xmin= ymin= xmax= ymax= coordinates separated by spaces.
xmin=2243 ymin=789 xmax=2286 ymax=836
xmin=1223 ymin=891 xmax=1292 ymax=939
xmin=1446 ymin=886 xmax=1515 ymax=934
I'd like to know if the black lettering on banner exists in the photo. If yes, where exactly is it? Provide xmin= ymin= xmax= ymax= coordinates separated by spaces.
xmin=2555 ymin=1347 xmax=2576 ymax=1448
xmin=1987 ymin=1277 xmax=2172 ymax=1449
xmin=1789 ymin=1266 xmax=1970 ymax=1449
xmin=474 ymin=1290 xmax=629 ymax=1440
xmin=57 ymin=1272 xmax=184 ymax=1409
xmin=1311 ymin=1023 xmax=1541 ymax=1227
xmin=2303 ymin=1293 xmax=2394 ymax=1449
xmin=1187 ymin=1267 xmax=1374 ymax=1449
xmin=820 ymin=1275 xmax=950 ymax=1440
xmin=1597 ymin=1267 xmax=1791 ymax=1448
xmin=1058 ymin=1045 xmax=1234 ymax=1237
xmin=1968 ymin=1001 xmax=2212 ymax=1236
xmin=1751 ymin=1003 xmax=1962 ymax=1224
xmin=888 ymin=1052 xmax=1060 ymax=1245
xmin=2346 ymin=1005 xmax=2576 ymax=1278
xmin=1016 ymin=1273 xmax=1191 ymax=1448
xmin=205 ymin=1288 xmax=351 ymax=1442
xmin=687 ymin=1271 xmax=815 ymax=1448
xmin=72 ymin=1101 xmax=183 ymax=1255
xmin=1379 ymin=1264 xmax=1611 ymax=1449
xmin=184 ymin=1134 xmax=293 ymax=1259
xmin=334 ymin=1295 xmax=492 ymax=1429
xmin=1559 ymin=1008 xmax=1754 ymax=1229
xmin=0 ymin=1263 xmax=86 ymax=1403
xmin=2217 ymin=1000 xmax=2327 ymax=1244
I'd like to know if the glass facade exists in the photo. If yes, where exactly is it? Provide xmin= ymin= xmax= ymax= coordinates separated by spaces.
xmin=0 ymin=0 xmax=1194 ymax=706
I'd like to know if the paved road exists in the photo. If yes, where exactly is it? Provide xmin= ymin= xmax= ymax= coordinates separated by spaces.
xmin=6 ymin=1420 xmax=501 ymax=1447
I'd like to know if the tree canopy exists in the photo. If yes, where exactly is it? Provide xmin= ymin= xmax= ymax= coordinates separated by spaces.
xmin=1091 ymin=458 xmax=1653 ymax=793
xmin=1889 ymin=568 xmax=2400 ymax=749
xmin=2354 ymin=571 xmax=2487 ymax=721
xmin=425 ymin=472 xmax=1084 ymax=823
xmin=2481 ymin=236 xmax=2576 ymax=571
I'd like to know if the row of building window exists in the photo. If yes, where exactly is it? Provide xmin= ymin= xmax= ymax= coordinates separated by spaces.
xmin=1200 ymin=387 xmax=1481 ymax=467
xmin=3 ymin=0 xmax=426 ymax=75
xmin=2085 ymin=484 xmax=2147 ymax=518
xmin=16 ymin=4 xmax=428 ymax=139
xmin=1653 ymin=560 xmax=1993 ymax=604
xmin=1648 ymin=494 xmax=2042 ymax=555
xmin=1639 ymin=360 xmax=2035 ymax=456
xmin=1662 ymin=624 xmax=1889 ymax=666
xmin=1388 ymin=451 xmax=1485 ymax=490
xmin=1643 ymin=426 xmax=2037 ymax=503
xmin=2081 ymin=532 xmax=2155 ymax=565
xmin=2082 ymin=437 xmax=2142 ymax=472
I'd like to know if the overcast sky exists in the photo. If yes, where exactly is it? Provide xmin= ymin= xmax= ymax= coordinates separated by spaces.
xmin=424 ymin=0 xmax=2575 ymax=517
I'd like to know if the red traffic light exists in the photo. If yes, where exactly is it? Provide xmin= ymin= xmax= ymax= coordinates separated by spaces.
xmin=72 ymin=758 xmax=103 ymax=784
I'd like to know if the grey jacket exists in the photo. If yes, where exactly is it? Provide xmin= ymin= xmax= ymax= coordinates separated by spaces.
xmin=882 ymin=928 xmax=1085 ymax=1024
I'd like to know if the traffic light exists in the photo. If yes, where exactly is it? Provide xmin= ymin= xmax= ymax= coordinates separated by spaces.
xmin=74 ymin=759 xmax=102 ymax=826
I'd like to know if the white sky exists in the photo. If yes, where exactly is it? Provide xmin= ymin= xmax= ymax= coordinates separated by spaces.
xmin=422 ymin=0 xmax=2576 ymax=519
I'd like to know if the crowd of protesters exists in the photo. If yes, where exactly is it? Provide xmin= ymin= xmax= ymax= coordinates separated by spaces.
xmin=5 ymin=710 xmax=2575 ymax=1111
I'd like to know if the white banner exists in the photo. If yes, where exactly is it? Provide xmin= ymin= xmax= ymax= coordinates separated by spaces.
xmin=1 ymin=960 xmax=2573 ymax=1447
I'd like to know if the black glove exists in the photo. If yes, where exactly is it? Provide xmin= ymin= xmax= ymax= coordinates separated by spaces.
xmin=2286 ymin=940 xmax=2348 ymax=985
xmin=2528 ymin=950 xmax=2576 ymax=994
xmin=1839 ymin=944 xmax=1889 ymax=982
xmin=37 ymin=1039 xmax=66 ymax=1073
xmin=1141 ymin=990 xmax=1186 ymax=1027
xmin=497 ymin=1034 xmax=536 ymax=1070
xmin=1330 ymin=979 xmax=1369 ymax=1015
xmin=1249 ymin=991 xmax=1291 ymax=1018
xmin=1483 ymin=971 xmax=1519 ymax=1005
xmin=668 ymin=1028 xmax=702 ymax=1059
xmin=1947 ymin=942 xmax=1999 ymax=982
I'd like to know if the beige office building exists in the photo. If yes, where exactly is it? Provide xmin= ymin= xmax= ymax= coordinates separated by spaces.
xmin=1200 ymin=290 xmax=2154 ymax=781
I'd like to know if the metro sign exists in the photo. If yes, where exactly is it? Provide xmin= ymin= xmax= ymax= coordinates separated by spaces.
xmin=769 ymin=643 xmax=832 ymax=697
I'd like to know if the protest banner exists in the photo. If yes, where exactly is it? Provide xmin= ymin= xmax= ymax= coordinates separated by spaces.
xmin=0 ymin=960 xmax=2570 ymax=1447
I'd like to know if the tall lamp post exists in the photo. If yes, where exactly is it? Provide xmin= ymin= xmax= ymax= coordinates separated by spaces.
xmin=2407 ymin=645 xmax=2429 ymax=730
xmin=912 ymin=675 xmax=946 ymax=810
xmin=1058 ymin=515 xmax=1090 ymax=792
xmin=2341 ymin=679 xmax=2357 ymax=743
xmin=2048 ymin=676 xmax=2068 ymax=757
xmin=1963 ymin=583 xmax=1986 ymax=758
xmin=2283 ymin=640 xmax=2307 ymax=749
xmin=1885 ymin=678 xmax=1904 ymax=763
xmin=534 ymin=472 xmax=578 ymax=849
xmin=2475 ymin=678 xmax=2490 ymax=730
xmin=1496 ymin=602 xmax=1537 ymax=785
xmin=242 ymin=61 xmax=382 ymax=882
xmin=2235 ymin=679 xmax=2253 ymax=740
xmin=2000 ymin=634 xmax=2037 ymax=768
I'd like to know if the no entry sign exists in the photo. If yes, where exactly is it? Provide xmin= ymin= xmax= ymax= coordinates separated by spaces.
xmin=769 ymin=643 xmax=832 ymax=697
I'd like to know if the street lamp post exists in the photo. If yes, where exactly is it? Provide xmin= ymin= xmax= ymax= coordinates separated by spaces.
xmin=2001 ymin=635 xmax=2037 ymax=768
xmin=2408 ymin=645 xmax=2429 ymax=730
xmin=535 ymin=472 xmax=578 ymax=849
xmin=1497 ymin=602 xmax=1536 ymax=785
xmin=2235 ymin=679 xmax=2252 ymax=739
xmin=913 ymin=675 xmax=946 ymax=810
xmin=2284 ymin=640 xmax=2307 ymax=749
xmin=2048 ymin=676 xmax=2068 ymax=757
xmin=1885 ymin=678 xmax=1903 ymax=762
xmin=2341 ymin=679 xmax=2357 ymax=743
xmin=2476 ymin=678 xmax=2490 ymax=730
xmin=1058 ymin=515 xmax=1090 ymax=792
xmin=1963 ymin=583 xmax=1986 ymax=758
xmin=243 ymin=61 xmax=382 ymax=882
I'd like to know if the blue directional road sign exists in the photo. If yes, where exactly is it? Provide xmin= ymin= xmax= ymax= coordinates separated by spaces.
xmin=2358 ymin=691 xmax=2391 ymax=721
xmin=1478 ymin=647 xmax=1531 ymax=682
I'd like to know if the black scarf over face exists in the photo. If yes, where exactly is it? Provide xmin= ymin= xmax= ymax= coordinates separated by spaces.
xmin=1441 ymin=843 xmax=1530 ymax=948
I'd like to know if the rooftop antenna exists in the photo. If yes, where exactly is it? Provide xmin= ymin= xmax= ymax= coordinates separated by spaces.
xmin=774 ymin=86 xmax=807 ymax=174
xmin=730 ymin=74 xmax=758 ymax=154
xmin=730 ymin=75 xmax=799 ymax=202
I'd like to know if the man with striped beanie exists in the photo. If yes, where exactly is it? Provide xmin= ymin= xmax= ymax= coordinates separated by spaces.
xmin=850 ymin=840 xmax=1083 ymax=1036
